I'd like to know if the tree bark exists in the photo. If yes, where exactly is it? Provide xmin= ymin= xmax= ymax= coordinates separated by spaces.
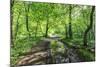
xmin=11 ymin=0 xmax=14 ymax=47
xmin=35 ymin=19 xmax=40 ymax=38
xmin=45 ymin=15 xmax=49 ymax=37
xmin=25 ymin=3 xmax=31 ymax=37
xmin=14 ymin=11 xmax=21 ymax=41
xmin=65 ymin=25 xmax=68 ymax=38
xmin=83 ymin=6 xmax=95 ymax=46
xmin=68 ymin=5 xmax=73 ymax=39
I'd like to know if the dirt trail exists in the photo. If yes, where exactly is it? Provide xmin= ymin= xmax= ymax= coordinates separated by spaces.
xmin=17 ymin=38 xmax=82 ymax=66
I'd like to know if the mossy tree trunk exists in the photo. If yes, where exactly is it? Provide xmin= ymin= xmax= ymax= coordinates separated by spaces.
xmin=83 ymin=6 xmax=95 ymax=46
xmin=68 ymin=5 xmax=73 ymax=39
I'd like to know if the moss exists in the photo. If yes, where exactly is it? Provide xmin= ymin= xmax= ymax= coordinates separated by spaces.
xmin=77 ymin=49 xmax=95 ymax=61
xmin=11 ymin=37 xmax=40 ymax=65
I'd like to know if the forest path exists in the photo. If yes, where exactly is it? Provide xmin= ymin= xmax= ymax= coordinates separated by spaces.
xmin=17 ymin=37 xmax=82 ymax=66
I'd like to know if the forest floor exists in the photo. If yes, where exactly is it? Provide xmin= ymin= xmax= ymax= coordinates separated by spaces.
xmin=16 ymin=37 xmax=89 ymax=66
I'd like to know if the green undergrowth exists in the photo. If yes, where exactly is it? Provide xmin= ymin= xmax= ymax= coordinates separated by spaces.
xmin=62 ymin=38 xmax=94 ymax=48
xmin=61 ymin=38 xmax=83 ymax=48
xmin=62 ymin=38 xmax=95 ymax=62
xmin=76 ymin=48 xmax=95 ymax=61
xmin=50 ymin=40 xmax=65 ymax=55
xmin=11 ymin=36 xmax=41 ymax=65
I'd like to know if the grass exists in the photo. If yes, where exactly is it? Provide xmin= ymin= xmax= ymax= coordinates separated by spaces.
xmin=11 ymin=36 xmax=41 ymax=65
xmin=62 ymin=38 xmax=95 ymax=62
xmin=11 ymin=37 xmax=95 ymax=65
xmin=76 ymin=48 xmax=95 ymax=61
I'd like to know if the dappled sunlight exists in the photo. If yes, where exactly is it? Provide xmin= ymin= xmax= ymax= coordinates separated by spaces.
xmin=11 ymin=1 xmax=95 ymax=66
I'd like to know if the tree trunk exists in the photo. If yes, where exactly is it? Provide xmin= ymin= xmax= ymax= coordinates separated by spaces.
xmin=35 ymin=20 xmax=39 ymax=38
xmin=68 ymin=5 xmax=73 ymax=39
xmin=83 ymin=6 xmax=95 ymax=46
xmin=11 ymin=0 xmax=14 ymax=47
xmin=14 ymin=11 xmax=21 ymax=42
xmin=25 ymin=3 xmax=31 ymax=37
xmin=65 ymin=25 xmax=68 ymax=38
xmin=45 ymin=16 xmax=49 ymax=37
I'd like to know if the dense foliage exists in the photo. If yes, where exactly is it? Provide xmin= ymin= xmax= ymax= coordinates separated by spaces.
xmin=11 ymin=1 xmax=95 ymax=66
